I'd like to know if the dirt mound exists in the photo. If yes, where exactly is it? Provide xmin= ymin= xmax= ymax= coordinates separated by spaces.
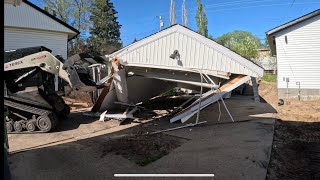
xmin=259 ymin=81 xmax=320 ymax=122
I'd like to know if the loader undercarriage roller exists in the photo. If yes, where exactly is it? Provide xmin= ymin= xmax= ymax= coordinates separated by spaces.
xmin=6 ymin=120 xmax=13 ymax=132
xmin=13 ymin=121 xmax=23 ymax=132
xmin=26 ymin=120 xmax=36 ymax=132
xmin=5 ymin=98 xmax=60 ymax=133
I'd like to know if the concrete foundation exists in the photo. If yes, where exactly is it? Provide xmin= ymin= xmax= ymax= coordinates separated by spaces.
xmin=278 ymin=88 xmax=320 ymax=100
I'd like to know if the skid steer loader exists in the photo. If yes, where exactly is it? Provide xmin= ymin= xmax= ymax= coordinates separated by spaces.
xmin=4 ymin=46 xmax=108 ymax=133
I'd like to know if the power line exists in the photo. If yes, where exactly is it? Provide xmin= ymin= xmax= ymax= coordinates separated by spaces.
xmin=277 ymin=0 xmax=298 ymax=27
xmin=187 ymin=2 xmax=320 ymax=15
xmin=204 ymin=0 xmax=279 ymax=8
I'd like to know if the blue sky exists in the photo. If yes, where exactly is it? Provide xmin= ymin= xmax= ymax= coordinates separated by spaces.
xmin=31 ymin=0 xmax=320 ymax=46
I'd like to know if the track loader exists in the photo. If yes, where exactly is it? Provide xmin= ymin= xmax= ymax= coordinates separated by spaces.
xmin=4 ymin=46 xmax=108 ymax=133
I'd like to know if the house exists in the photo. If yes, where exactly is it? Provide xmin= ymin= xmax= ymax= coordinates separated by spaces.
xmin=4 ymin=0 xmax=79 ymax=91
xmin=266 ymin=9 xmax=320 ymax=100
xmin=255 ymin=48 xmax=277 ymax=74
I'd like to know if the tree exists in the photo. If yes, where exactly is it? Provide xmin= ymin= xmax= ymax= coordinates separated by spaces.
xmin=233 ymin=37 xmax=259 ymax=60
xmin=40 ymin=0 xmax=72 ymax=22
xmin=263 ymin=38 xmax=270 ymax=48
xmin=196 ymin=0 xmax=208 ymax=37
xmin=89 ymin=0 xmax=122 ymax=56
xmin=44 ymin=4 xmax=49 ymax=12
xmin=216 ymin=30 xmax=262 ymax=60
xmin=39 ymin=0 xmax=91 ymax=55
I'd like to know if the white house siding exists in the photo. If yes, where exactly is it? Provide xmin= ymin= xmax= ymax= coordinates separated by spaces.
xmin=274 ymin=15 xmax=320 ymax=99
xmin=4 ymin=2 xmax=74 ymax=35
xmin=109 ymin=25 xmax=264 ymax=78
xmin=4 ymin=27 xmax=68 ymax=59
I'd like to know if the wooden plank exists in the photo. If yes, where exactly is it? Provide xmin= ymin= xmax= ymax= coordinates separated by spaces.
xmin=170 ymin=75 xmax=251 ymax=123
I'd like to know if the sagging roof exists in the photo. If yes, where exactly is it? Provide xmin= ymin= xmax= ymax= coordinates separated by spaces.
xmin=107 ymin=24 xmax=264 ymax=78
xmin=266 ymin=9 xmax=320 ymax=55
xmin=8 ymin=0 xmax=80 ymax=40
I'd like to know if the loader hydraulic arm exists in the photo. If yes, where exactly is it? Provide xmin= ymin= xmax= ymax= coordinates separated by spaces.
xmin=4 ymin=51 xmax=72 ymax=86
xmin=4 ymin=51 xmax=109 ymax=92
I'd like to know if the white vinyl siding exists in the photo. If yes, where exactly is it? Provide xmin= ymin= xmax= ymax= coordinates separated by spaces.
xmin=4 ymin=2 xmax=75 ymax=35
xmin=275 ymin=15 xmax=320 ymax=89
xmin=108 ymin=25 xmax=264 ymax=78
xmin=4 ymin=27 xmax=68 ymax=59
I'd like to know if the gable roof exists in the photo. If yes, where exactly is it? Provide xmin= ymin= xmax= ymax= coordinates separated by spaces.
xmin=23 ymin=0 xmax=80 ymax=40
xmin=5 ymin=0 xmax=79 ymax=40
xmin=266 ymin=9 xmax=320 ymax=36
xmin=108 ymin=24 xmax=264 ymax=78
xmin=266 ymin=9 xmax=320 ymax=55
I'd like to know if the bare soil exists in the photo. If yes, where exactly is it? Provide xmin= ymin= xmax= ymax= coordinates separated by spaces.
xmin=259 ymin=81 xmax=320 ymax=179
xmin=266 ymin=120 xmax=320 ymax=180
xmin=97 ymin=96 xmax=192 ymax=166
xmin=259 ymin=81 xmax=320 ymax=121
xmin=100 ymin=132 xmax=187 ymax=166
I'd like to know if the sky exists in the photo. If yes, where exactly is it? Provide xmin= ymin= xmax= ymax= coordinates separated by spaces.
xmin=31 ymin=0 xmax=320 ymax=46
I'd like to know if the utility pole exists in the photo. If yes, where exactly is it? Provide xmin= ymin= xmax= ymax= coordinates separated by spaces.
xmin=182 ymin=0 xmax=188 ymax=27
xmin=170 ymin=0 xmax=176 ymax=26
xmin=159 ymin=16 xmax=164 ymax=31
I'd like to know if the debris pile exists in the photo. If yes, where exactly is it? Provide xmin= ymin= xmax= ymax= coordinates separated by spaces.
xmin=84 ymin=25 xmax=265 ymax=125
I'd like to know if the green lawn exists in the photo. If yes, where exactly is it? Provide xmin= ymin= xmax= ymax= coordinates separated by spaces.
xmin=261 ymin=73 xmax=277 ymax=82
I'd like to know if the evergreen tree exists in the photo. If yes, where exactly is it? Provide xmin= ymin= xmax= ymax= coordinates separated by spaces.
xmin=196 ymin=0 xmax=208 ymax=37
xmin=89 ymin=0 xmax=122 ymax=56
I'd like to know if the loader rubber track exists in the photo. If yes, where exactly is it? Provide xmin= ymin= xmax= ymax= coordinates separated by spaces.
xmin=4 ymin=98 xmax=59 ymax=133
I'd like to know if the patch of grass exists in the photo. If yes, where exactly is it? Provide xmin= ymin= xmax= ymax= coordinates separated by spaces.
xmin=135 ymin=154 xmax=164 ymax=166
xmin=262 ymin=73 xmax=277 ymax=82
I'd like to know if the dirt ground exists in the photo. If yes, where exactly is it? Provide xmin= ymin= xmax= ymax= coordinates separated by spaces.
xmin=100 ymin=132 xmax=187 ymax=166
xmin=266 ymin=120 xmax=320 ymax=180
xmin=259 ymin=81 xmax=320 ymax=179
xmin=259 ymin=81 xmax=320 ymax=121
xmin=7 ymin=80 xmax=320 ymax=179
xmin=8 ymin=94 xmax=275 ymax=180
